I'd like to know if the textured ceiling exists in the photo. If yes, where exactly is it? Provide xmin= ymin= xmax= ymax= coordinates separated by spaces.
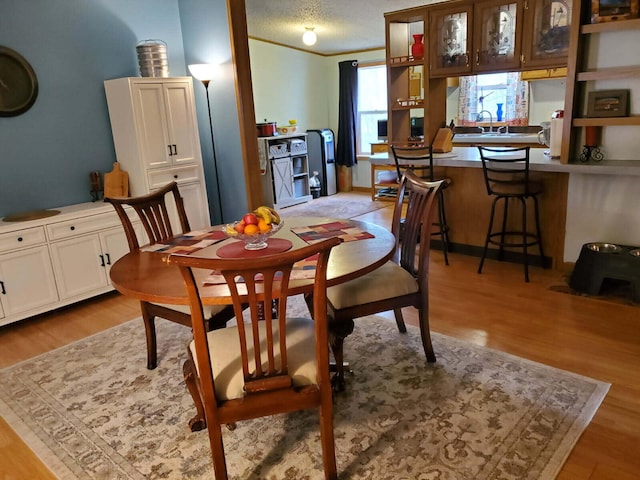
xmin=246 ymin=0 xmax=437 ymax=55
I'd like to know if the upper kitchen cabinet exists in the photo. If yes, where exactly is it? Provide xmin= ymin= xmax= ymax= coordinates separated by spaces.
xmin=385 ymin=7 xmax=447 ymax=146
xmin=430 ymin=0 xmax=523 ymax=77
xmin=104 ymin=77 xmax=211 ymax=230
xmin=521 ymin=0 xmax=573 ymax=69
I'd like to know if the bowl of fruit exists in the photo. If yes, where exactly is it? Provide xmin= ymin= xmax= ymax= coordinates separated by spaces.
xmin=223 ymin=206 xmax=283 ymax=250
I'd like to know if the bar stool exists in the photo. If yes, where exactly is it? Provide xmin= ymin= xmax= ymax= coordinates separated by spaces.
xmin=477 ymin=146 xmax=544 ymax=282
xmin=391 ymin=144 xmax=451 ymax=265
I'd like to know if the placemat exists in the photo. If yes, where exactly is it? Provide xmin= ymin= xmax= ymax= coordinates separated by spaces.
xmin=216 ymin=238 xmax=293 ymax=258
xmin=204 ymin=253 xmax=318 ymax=285
xmin=140 ymin=229 xmax=227 ymax=254
xmin=291 ymin=220 xmax=375 ymax=244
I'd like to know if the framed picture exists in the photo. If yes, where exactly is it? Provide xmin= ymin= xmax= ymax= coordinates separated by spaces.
xmin=586 ymin=89 xmax=630 ymax=117
xmin=591 ymin=0 xmax=639 ymax=23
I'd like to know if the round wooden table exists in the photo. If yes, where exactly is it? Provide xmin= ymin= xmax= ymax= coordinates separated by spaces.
xmin=109 ymin=217 xmax=395 ymax=306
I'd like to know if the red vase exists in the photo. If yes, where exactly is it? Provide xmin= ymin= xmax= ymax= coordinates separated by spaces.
xmin=411 ymin=34 xmax=424 ymax=59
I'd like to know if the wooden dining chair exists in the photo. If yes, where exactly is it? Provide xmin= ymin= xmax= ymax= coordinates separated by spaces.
xmin=391 ymin=143 xmax=451 ymax=265
xmin=105 ymin=181 xmax=235 ymax=370
xmin=325 ymin=171 xmax=443 ymax=391
xmin=168 ymin=237 xmax=341 ymax=480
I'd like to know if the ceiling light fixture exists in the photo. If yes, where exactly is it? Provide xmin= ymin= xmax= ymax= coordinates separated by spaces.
xmin=302 ymin=27 xmax=317 ymax=46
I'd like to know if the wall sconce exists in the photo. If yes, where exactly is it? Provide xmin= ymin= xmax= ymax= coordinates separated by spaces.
xmin=188 ymin=63 xmax=224 ymax=223
xmin=302 ymin=27 xmax=317 ymax=46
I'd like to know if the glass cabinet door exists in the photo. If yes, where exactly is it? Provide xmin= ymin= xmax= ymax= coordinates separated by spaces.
xmin=473 ymin=0 xmax=523 ymax=72
xmin=430 ymin=4 xmax=473 ymax=77
xmin=522 ymin=0 xmax=572 ymax=67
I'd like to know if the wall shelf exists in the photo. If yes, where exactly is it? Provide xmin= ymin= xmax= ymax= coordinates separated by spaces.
xmin=573 ymin=116 xmax=640 ymax=127
xmin=580 ymin=17 xmax=640 ymax=34
xmin=577 ymin=65 xmax=640 ymax=81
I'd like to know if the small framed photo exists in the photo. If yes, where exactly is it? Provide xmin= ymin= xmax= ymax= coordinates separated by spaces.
xmin=586 ymin=89 xmax=630 ymax=117
xmin=591 ymin=0 xmax=639 ymax=23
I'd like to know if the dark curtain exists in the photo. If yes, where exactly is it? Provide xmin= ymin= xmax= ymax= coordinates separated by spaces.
xmin=336 ymin=60 xmax=358 ymax=167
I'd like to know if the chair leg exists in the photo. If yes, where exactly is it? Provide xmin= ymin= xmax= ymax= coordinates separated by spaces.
xmin=393 ymin=308 xmax=407 ymax=333
xmin=141 ymin=302 xmax=157 ymax=370
xmin=437 ymin=191 xmax=450 ymax=266
xmin=328 ymin=319 xmax=355 ymax=393
xmin=206 ymin=425 xmax=229 ymax=480
xmin=418 ymin=306 xmax=436 ymax=363
xmin=533 ymin=195 xmax=545 ymax=264
xmin=520 ymin=197 xmax=530 ymax=282
xmin=183 ymin=357 xmax=207 ymax=432
xmin=478 ymin=196 xmax=498 ymax=274
xmin=318 ymin=393 xmax=338 ymax=479
xmin=499 ymin=197 xmax=509 ymax=261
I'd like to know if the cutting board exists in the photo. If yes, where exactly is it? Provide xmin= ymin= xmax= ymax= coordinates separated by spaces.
xmin=432 ymin=128 xmax=453 ymax=153
xmin=103 ymin=162 xmax=129 ymax=198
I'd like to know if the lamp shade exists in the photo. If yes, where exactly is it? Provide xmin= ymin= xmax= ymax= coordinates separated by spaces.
xmin=302 ymin=28 xmax=317 ymax=46
xmin=188 ymin=64 xmax=218 ymax=82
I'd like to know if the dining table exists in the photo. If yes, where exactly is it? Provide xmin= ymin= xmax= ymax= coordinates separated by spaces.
xmin=109 ymin=216 xmax=396 ymax=306
xmin=109 ymin=216 xmax=396 ymax=428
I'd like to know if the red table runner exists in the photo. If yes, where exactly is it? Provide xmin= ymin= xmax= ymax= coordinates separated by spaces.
xmin=290 ymin=220 xmax=375 ymax=244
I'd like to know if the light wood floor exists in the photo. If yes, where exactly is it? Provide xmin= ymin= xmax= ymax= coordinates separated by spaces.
xmin=1 ymin=195 xmax=638 ymax=479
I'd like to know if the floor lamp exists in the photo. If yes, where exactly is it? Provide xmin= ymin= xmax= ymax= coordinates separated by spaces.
xmin=188 ymin=63 xmax=224 ymax=224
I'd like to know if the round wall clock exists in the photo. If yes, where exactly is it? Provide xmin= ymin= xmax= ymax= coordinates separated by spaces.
xmin=0 ymin=46 xmax=39 ymax=117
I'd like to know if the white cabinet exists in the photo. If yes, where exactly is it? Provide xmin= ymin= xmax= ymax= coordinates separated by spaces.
xmin=49 ymin=226 xmax=132 ymax=300
xmin=258 ymin=133 xmax=312 ymax=209
xmin=104 ymin=77 xmax=210 ymax=230
xmin=0 ymin=202 xmax=141 ymax=327
xmin=0 ymin=240 xmax=58 ymax=320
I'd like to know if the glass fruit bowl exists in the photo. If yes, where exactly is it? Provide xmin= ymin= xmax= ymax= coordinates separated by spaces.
xmin=223 ymin=220 xmax=284 ymax=250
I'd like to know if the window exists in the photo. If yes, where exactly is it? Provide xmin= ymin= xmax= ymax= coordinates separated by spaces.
xmin=357 ymin=63 xmax=387 ymax=155
xmin=458 ymin=72 xmax=529 ymax=126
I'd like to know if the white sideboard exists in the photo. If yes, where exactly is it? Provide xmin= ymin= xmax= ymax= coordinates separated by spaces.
xmin=0 ymin=202 xmax=141 ymax=327
xmin=104 ymin=77 xmax=211 ymax=230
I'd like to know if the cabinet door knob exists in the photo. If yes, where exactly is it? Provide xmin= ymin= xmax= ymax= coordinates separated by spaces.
xmin=173 ymin=174 xmax=178 ymax=179
xmin=17 ymin=237 xmax=23 ymax=242
xmin=168 ymin=145 xmax=173 ymax=156
xmin=172 ymin=144 xmax=178 ymax=155
xmin=0 ymin=281 xmax=5 ymax=295
xmin=105 ymin=253 xmax=111 ymax=265
xmin=99 ymin=254 xmax=105 ymax=267
xmin=70 ymin=226 xmax=75 ymax=231
xmin=475 ymin=50 xmax=480 ymax=66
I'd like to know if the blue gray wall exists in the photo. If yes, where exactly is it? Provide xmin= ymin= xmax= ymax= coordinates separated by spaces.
xmin=0 ymin=0 xmax=247 ymax=223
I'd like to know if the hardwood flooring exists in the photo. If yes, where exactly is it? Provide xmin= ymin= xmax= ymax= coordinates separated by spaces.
xmin=1 ymin=194 xmax=638 ymax=479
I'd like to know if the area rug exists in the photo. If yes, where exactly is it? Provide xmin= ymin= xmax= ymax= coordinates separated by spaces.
xmin=278 ymin=195 xmax=388 ymax=219
xmin=0 ymin=305 xmax=608 ymax=479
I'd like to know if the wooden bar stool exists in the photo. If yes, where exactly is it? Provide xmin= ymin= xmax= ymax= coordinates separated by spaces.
xmin=391 ymin=144 xmax=451 ymax=265
xmin=477 ymin=146 xmax=544 ymax=282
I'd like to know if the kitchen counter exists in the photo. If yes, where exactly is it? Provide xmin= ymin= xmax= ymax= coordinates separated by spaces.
xmin=370 ymin=147 xmax=640 ymax=176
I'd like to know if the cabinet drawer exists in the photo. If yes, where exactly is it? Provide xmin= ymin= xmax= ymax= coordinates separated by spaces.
xmin=0 ymin=227 xmax=47 ymax=253
xmin=47 ymin=212 xmax=121 ymax=241
xmin=148 ymin=165 xmax=200 ymax=189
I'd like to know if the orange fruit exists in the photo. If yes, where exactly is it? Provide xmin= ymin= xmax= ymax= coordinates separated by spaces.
xmin=258 ymin=219 xmax=272 ymax=233
xmin=243 ymin=224 xmax=259 ymax=235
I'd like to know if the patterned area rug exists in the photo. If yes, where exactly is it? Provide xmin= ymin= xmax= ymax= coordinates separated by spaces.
xmin=1 ymin=303 xmax=608 ymax=479
xmin=278 ymin=195 xmax=388 ymax=219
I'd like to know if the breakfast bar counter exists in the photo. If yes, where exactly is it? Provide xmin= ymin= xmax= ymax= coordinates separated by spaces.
xmin=368 ymin=147 xmax=640 ymax=271
xmin=370 ymin=147 xmax=640 ymax=175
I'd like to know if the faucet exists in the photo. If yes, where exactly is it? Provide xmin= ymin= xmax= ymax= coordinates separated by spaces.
xmin=477 ymin=110 xmax=494 ymax=133
xmin=497 ymin=125 xmax=510 ymax=134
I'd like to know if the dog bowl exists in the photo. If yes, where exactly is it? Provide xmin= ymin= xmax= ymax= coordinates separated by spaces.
xmin=586 ymin=242 xmax=622 ymax=253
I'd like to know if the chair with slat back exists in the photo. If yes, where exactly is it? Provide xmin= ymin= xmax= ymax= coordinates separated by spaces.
xmin=390 ymin=144 xmax=451 ymax=265
xmin=477 ymin=146 xmax=545 ymax=282
xmin=168 ymin=237 xmax=340 ymax=480
xmin=324 ymin=171 xmax=443 ymax=391
xmin=105 ymin=181 xmax=235 ymax=370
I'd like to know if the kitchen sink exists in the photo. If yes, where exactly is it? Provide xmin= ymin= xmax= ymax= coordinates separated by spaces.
xmin=454 ymin=133 xmax=530 ymax=138
xmin=453 ymin=132 xmax=539 ymax=144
